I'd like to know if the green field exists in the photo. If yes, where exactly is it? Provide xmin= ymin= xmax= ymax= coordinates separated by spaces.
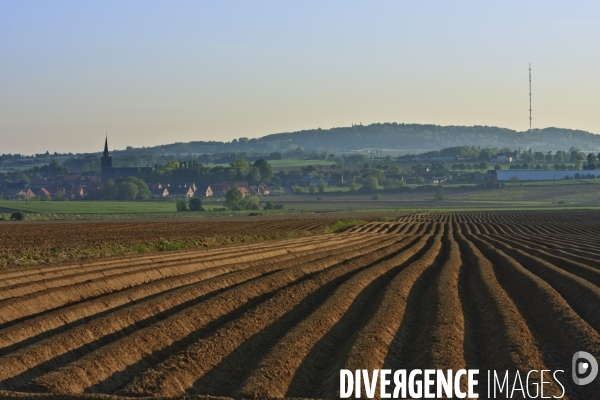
xmin=0 ymin=200 xmax=177 ymax=214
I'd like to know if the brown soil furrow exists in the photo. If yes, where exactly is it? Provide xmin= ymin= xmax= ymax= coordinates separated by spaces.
xmin=468 ymin=233 xmax=600 ymax=399
xmin=0 ymin=235 xmax=390 ymax=390
xmin=479 ymin=235 xmax=600 ymax=332
xmin=514 ymin=235 xmax=600 ymax=263
xmin=235 ymin=227 xmax=440 ymax=398
xmin=116 ymin=235 xmax=423 ymax=397
xmin=394 ymin=223 xmax=467 ymax=381
xmin=0 ymin=240 xmax=325 ymax=301
xmin=454 ymin=228 xmax=565 ymax=399
xmin=18 ymin=235 xmax=405 ymax=393
xmin=0 ymin=234 xmax=373 ymax=326
xmin=0 ymin=233 xmax=342 ymax=287
xmin=489 ymin=235 xmax=600 ymax=285
xmin=340 ymin=226 xmax=445 ymax=396
xmin=0 ymin=234 xmax=378 ymax=353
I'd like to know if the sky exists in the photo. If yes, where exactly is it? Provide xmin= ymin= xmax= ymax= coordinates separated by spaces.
xmin=1 ymin=0 xmax=599 ymax=154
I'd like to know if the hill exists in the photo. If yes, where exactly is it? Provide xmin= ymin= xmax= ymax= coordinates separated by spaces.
xmin=125 ymin=124 xmax=600 ymax=156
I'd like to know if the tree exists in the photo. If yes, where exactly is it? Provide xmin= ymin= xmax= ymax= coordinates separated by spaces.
xmin=575 ymin=153 xmax=584 ymax=170
xmin=253 ymin=159 xmax=273 ymax=181
xmin=388 ymin=164 xmax=402 ymax=175
xmin=364 ymin=177 xmax=379 ymax=191
xmin=494 ymin=164 xmax=502 ymax=171
xmin=230 ymin=158 xmax=251 ymax=178
xmin=434 ymin=188 xmax=445 ymax=201
xmin=478 ymin=150 xmax=492 ymax=162
xmin=509 ymin=176 xmax=520 ymax=187
xmin=123 ymin=177 xmax=150 ymax=200
xmin=115 ymin=182 xmax=138 ymax=200
xmin=479 ymin=161 xmax=488 ymax=170
xmin=587 ymin=153 xmax=598 ymax=167
xmin=104 ymin=179 xmax=116 ymax=199
xmin=308 ymin=185 xmax=316 ymax=194
xmin=372 ymin=194 xmax=381 ymax=201
xmin=317 ymin=179 xmax=326 ymax=193
xmin=189 ymin=197 xmax=204 ymax=211
xmin=176 ymin=199 xmax=188 ymax=212
xmin=248 ymin=167 xmax=261 ymax=184
xmin=225 ymin=186 xmax=243 ymax=209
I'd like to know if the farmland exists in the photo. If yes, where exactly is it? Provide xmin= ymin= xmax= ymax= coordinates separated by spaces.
xmin=0 ymin=219 xmax=339 ymax=267
xmin=0 ymin=211 xmax=599 ymax=399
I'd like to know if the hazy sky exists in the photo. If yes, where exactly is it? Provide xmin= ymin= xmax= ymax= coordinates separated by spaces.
xmin=1 ymin=0 xmax=599 ymax=154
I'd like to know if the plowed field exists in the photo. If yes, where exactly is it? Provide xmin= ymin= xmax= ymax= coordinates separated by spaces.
xmin=0 ymin=211 xmax=599 ymax=399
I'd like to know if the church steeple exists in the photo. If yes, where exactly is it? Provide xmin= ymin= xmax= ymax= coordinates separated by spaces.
xmin=101 ymin=132 xmax=113 ymax=182
xmin=104 ymin=132 xmax=109 ymax=156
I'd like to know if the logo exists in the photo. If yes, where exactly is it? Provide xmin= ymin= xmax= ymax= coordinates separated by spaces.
xmin=572 ymin=351 xmax=598 ymax=385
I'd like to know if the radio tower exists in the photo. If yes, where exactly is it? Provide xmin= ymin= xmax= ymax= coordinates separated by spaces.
xmin=529 ymin=64 xmax=532 ymax=133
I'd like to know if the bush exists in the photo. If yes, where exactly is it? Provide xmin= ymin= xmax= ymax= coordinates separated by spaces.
xmin=372 ymin=194 xmax=381 ymax=201
xmin=434 ymin=188 xmax=445 ymax=201
xmin=10 ymin=211 xmax=26 ymax=221
xmin=189 ymin=198 xmax=204 ymax=211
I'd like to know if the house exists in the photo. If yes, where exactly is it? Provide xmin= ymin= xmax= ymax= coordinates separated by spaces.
xmin=497 ymin=169 xmax=600 ymax=181
xmin=68 ymin=187 xmax=85 ymax=199
xmin=224 ymin=181 xmax=248 ymax=189
xmin=183 ymin=183 xmax=197 ymax=192
xmin=4 ymin=181 xmax=28 ymax=195
xmin=210 ymin=183 xmax=230 ymax=197
xmin=427 ymin=177 xmax=448 ymax=184
xmin=36 ymin=188 xmax=52 ymax=200
xmin=147 ymin=183 xmax=163 ymax=190
xmin=150 ymin=187 xmax=169 ymax=198
xmin=239 ymin=187 xmax=250 ymax=197
xmin=168 ymin=185 xmax=194 ymax=198
xmin=11 ymin=189 xmax=36 ymax=200
xmin=195 ymin=185 xmax=213 ymax=198
xmin=86 ymin=185 xmax=105 ymax=200
xmin=492 ymin=155 xmax=513 ymax=163
xmin=257 ymin=184 xmax=270 ymax=196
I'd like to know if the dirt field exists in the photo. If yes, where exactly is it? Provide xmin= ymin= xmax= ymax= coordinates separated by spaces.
xmin=0 ymin=211 xmax=599 ymax=399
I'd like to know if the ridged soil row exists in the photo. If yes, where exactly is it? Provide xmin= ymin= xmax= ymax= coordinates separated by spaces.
xmin=387 ymin=222 xmax=412 ymax=234
xmin=234 ymin=226 xmax=442 ymax=399
xmin=389 ymin=222 xmax=470 ymax=395
xmin=454 ymin=225 xmax=565 ymax=399
xmin=116 ymin=234 xmax=427 ymax=398
xmin=476 ymin=235 xmax=600 ymax=333
xmin=19 ymin=234 xmax=409 ymax=394
xmin=0 ymin=234 xmax=381 ymax=353
xmin=0 ymin=234 xmax=395 ymax=391
xmin=527 ymin=233 xmax=600 ymax=250
xmin=340 ymin=224 xmax=447 ymax=399
xmin=0 ymin=229 xmax=342 ymax=284
xmin=0 ymin=234 xmax=374 ymax=326
xmin=466 ymin=233 xmax=600 ymax=399
xmin=0 ymin=232 xmax=353 ymax=297
xmin=487 ymin=235 xmax=600 ymax=286
xmin=512 ymin=235 xmax=600 ymax=263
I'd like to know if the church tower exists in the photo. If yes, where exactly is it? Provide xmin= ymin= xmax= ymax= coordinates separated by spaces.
xmin=101 ymin=135 xmax=113 ymax=182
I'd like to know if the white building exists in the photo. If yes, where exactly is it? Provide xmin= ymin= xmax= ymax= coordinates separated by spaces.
xmin=497 ymin=170 xmax=600 ymax=181
xmin=492 ymin=155 xmax=513 ymax=163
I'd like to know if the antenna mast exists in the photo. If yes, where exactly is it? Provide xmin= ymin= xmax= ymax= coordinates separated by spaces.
xmin=529 ymin=64 xmax=532 ymax=133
